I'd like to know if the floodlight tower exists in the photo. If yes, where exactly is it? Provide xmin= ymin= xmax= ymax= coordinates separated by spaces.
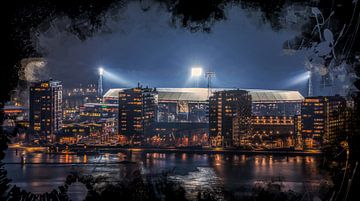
xmin=205 ymin=71 xmax=216 ymax=99
xmin=191 ymin=67 xmax=203 ymax=87
xmin=308 ymin=70 xmax=313 ymax=97
xmin=98 ymin=67 xmax=104 ymax=97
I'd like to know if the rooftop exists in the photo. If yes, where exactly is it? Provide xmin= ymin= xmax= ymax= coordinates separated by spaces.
xmin=103 ymin=88 xmax=304 ymax=102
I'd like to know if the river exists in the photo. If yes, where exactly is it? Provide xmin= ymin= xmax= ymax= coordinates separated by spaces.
xmin=3 ymin=147 xmax=328 ymax=200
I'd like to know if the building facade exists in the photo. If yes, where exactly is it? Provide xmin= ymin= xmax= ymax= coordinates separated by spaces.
xmin=251 ymin=116 xmax=296 ymax=149
xmin=301 ymin=96 xmax=347 ymax=149
xmin=118 ymin=86 xmax=157 ymax=145
xmin=105 ymin=88 xmax=303 ymax=148
xmin=29 ymin=80 xmax=62 ymax=142
xmin=209 ymin=90 xmax=252 ymax=147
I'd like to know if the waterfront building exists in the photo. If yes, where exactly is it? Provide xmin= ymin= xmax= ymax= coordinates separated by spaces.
xmin=118 ymin=86 xmax=157 ymax=145
xmin=251 ymin=116 xmax=296 ymax=149
xmin=150 ymin=122 xmax=208 ymax=147
xmin=29 ymin=80 xmax=62 ymax=142
xmin=249 ymin=90 xmax=303 ymax=149
xmin=209 ymin=90 xmax=252 ymax=147
xmin=105 ymin=88 xmax=303 ymax=147
xmin=301 ymin=95 xmax=347 ymax=149
xmin=58 ymin=122 xmax=102 ymax=145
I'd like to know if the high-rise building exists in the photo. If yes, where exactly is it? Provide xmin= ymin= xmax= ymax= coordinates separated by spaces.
xmin=118 ymin=86 xmax=157 ymax=145
xmin=301 ymin=95 xmax=346 ymax=149
xmin=209 ymin=90 xmax=252 ymax=147
xmin=29 ymin=80 xmax=62 ymax=142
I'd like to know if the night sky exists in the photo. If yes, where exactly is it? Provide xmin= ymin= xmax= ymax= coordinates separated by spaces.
xmin=38 ymin=2 xmax=309 ymax=94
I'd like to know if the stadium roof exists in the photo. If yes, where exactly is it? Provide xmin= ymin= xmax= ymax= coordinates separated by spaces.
xmin=103 ymin=88 xmax=304 ymax=102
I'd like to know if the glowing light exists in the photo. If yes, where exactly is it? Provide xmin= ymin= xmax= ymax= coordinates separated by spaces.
xmin=101 ymin=69 xmax=132 ymax=87
xmin=191 ymin=67 xmax=203 ymax=77
xmin=99 ymin=67 xmax=104 ymax=75
xmin=288 ymin=71 xmax=311 ymax=86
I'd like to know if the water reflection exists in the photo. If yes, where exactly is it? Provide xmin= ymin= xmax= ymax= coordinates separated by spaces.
xmin=3 ymin=148 xmax=325 ymax=195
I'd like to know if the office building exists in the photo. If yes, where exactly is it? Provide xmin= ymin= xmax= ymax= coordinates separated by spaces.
xmin=29 ymin=80 xmax=62 ymax=142
xmin=301 ymin=95 xmax=346 ymax=149
xmin=209 ymin=90 xmax=252 ymax=147
xmin=118 ymin=86 xmax=157 ymax=145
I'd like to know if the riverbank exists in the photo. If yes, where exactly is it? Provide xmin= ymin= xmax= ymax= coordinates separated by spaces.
xmin=9 ymin=144 xmax=322 ymax=156
xmin=88 ymin=147 xmax=322 ymax=156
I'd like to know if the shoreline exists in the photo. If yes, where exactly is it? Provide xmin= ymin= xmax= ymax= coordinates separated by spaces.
xmin=93 ymin=147 xmax=322 ymax=156
xmin=8 ymin=144 xmax=322 ymax=156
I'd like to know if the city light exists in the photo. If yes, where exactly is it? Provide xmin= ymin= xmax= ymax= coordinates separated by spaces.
xmin=99 ymin=67 xmax=104 ymax=76
xmin=191 ymin=67 xmax=203 ymax=77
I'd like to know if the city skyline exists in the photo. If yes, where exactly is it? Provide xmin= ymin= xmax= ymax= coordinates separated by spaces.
xmin=2 ymin=1 xmax=359 ymax=200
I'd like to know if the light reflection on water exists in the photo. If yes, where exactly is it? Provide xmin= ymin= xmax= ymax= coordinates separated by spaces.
xmin=3 ymin=148 xmax=326 ymax=196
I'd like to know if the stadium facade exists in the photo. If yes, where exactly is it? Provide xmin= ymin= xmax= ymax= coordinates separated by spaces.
xmin=104 ymin=88 xmax=304 ymax=118
xmin=103 ymin=88 xmax=304 ymax=147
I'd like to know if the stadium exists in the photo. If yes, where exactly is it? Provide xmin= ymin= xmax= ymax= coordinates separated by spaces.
xmin=103 ymin=87 xmax=304 ymax=122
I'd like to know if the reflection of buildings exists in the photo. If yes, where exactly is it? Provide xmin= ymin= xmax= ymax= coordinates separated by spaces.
xmin=29 ymin=80 xmax=62 ymax=142
xmin=301 ymin=96 xmax=346 ymax=149
xmin=118 ymin=86 xmax=157 ymax=145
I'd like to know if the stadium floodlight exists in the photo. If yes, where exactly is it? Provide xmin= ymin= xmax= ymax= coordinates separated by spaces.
xmin=307 ymin=70 xmax=313 ymax=97
xmin=99 ymin=67 xmax=104 ymax=76
xmin=191 ymin=67 xmax=203 ymax=77
xmin=98 ymin=67 xmax=104 ymax=96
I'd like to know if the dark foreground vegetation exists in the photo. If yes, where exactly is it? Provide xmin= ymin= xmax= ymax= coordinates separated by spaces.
xmin=0 ymin=167 xmax=334 ymax=201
